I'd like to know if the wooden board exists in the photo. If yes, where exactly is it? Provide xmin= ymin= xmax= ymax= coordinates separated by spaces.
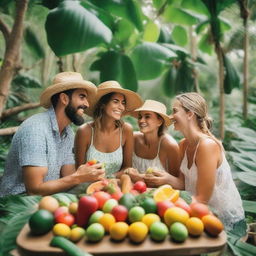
xmin=16 ymin=224 xmax=226 ymax=256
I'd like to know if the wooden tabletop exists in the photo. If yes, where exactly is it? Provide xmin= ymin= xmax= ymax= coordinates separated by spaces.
xmin=16 ymin=224 xmax=226 ymax=256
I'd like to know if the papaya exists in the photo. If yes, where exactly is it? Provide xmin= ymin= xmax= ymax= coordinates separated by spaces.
xmin=86 ymin=179 xmax=120 ymax=195
xmin=120 ymin=174 xmax=133 ymax=194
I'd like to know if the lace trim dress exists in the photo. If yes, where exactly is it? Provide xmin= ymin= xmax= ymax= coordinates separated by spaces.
xmin=180 ymin=140 xmax=244 ymax=231
xmin=132 ymin=137 xmax=166 ymax=173
xmin=86 ymin=125 xmax=123 ymax=178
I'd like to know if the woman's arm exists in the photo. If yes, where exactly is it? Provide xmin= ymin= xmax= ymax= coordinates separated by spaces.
xmin=74 ymin=124 xmax=91 ymax=169
xmin=194 ymin=139 xmax=221 ymax=204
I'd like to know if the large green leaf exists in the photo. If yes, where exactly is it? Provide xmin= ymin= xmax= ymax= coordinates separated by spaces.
xmin=163 ymin=6 xmax=201 ymax=25
xmin=157 ymin=27 xmax=174 ymax=44
xmin=130 ymin=42 xmax=176 ymax=80
xmin=228 ymin=152 xmax=256 ymax=173
xmin=143 ymin=21 xmax=160 ymax=42
xmin=171 ymin=25 xmax=188 ymax=46
xmin=243 ymin=200 xmax=256 ymax=213
xmin=45 ymin=0 xmax=112 ymax=56
xmin=223 ymin=55 xmax=240 ymax=94
xmin=181 ymin=0 xmax=209 ymax=16
xmin=161 ymin=68 xmax=177 ymax=97
xmin=238 ymin=171 xmax=256 ymax=186
xmin=91 ymin=51 xmax=138 ymax=91
xmin=90 ymin=0 xmax=143 ymax=31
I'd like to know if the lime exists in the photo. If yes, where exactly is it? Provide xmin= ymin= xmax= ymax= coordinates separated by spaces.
xmin=86 ymin=223 xmax=105 ymax=242
xmin=150 ymin=222 xmax=169 ymax=241
xmin=29 ymin=209 xmax=54 ymax=235
xmin=140 ymin=197 xmax=157 ymax=213
xmin=88 ymin=210 xmax=104 ymax=225
xmin=170 ymin=222 xmax=188 ymax=242
xmin=128 ymin=206 xmax=145 ymax=223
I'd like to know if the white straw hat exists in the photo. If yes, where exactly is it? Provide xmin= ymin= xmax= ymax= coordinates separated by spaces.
xmin=85 ymin=80 xmax=143 ymax=116
xmin=40 ymin=72 xmax=97 ymax=108
xmin=131 ymin=99 xmax=172 ymax=126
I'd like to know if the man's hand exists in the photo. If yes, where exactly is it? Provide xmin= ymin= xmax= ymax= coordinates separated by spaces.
xmin=75 ymin=163 xmax=105 ymax=183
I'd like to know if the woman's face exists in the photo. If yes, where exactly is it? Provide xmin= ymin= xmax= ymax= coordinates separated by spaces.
xmin=170 ymin=100 xmax=188 ymax=131
xmin=104 ymin=93 xmax=126 ymax=120
xmin=137 ymin=111 xmax=162 ymax=134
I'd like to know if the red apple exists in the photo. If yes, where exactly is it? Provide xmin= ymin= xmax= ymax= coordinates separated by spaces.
xmin=157 ymin=200 xmax=174 ymax=218
xmin=133 ymin=181 xmax=147 ymax=193
xmin=55 ymin=212 xmax=75 ymax=226
xmin=111 ymin=205 xmax=128 ymax=222
xmin=92 ymin=191 xmax=111 ymax=209
xmin=54 ymin=206 xmax=69 ymax=219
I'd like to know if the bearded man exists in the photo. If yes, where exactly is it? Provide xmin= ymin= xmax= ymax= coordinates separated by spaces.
xmin=0 ymin=72 xmax=105 ymax=196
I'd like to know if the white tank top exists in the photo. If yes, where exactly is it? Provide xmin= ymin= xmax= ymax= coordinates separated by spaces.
xmin=180 ymin=140 xmax=244 ymax=230
xmin=132 ymin=137 xmax=166 ymax=173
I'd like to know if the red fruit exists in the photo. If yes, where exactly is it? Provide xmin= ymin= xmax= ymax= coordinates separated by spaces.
xmin=190 ymin=202 xmax=210 ymax=219
xmin=133 ymin=181 xmax=147 ymax=193
xmin=175 ymin=198 xmax=192 ymax=216
xmin=157 ymin=200 xmax=174 ymax=218
xmin=87 ymin=159 xmax=98 ymax=165
xmin=76 ymin=196 xmax=99 ymax=227
xmin=111 ymin=205 xmax=128 ymax=222
xmin=111 ymin=190 xmax=123 ymax=201
xmin=54 ymin=206 xmax=69 ymax=219
xmin=93 ymin=191 xmax=112 ymax=209
xmin=55 ymin=212 xmax=75 ymax=227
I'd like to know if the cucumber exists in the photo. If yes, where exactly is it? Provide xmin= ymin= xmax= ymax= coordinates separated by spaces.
xmin=50 ymin=236 xmax=93 ymax=256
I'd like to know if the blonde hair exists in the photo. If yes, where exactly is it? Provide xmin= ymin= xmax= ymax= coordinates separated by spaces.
xmin=176 ymin=92 xmax=221 ymax=145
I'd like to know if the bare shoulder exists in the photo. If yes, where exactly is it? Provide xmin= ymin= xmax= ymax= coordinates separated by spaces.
xmin=123 ymin=122 xmax=134 ymax=135
xmin=161 ymin=134 xmax=179 ymax=150
xmin=76 ymin=122 xmax=92 ymax=137
xmin=198 ymin=138 xmax=221 ymax=154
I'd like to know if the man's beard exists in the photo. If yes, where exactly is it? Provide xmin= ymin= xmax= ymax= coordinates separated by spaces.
xmin=65 ymin=103 xmax=86 ymax=126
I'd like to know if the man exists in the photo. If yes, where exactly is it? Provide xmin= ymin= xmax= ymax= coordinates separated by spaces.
xmin=0 ymin=72 xmax=105 ymax=196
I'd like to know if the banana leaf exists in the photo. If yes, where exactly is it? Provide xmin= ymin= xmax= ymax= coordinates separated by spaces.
xmin=238 ymin=171 xmax=256 ymax=187
xmin=243 ymin=200 xmax=256 ymax=214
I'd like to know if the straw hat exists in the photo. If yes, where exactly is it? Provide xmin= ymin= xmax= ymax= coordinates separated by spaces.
xmin=131 ymin=100 xmax=172 ymax=126
xmin=40 ymin=72 xmax=97 ymax=108
xmin=85 ymin=80 xmax=143 ymax=116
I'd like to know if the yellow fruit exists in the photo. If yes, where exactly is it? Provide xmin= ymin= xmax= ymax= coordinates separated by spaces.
xmin=142 ymin=214 xmax=160 ymax=228
xmin=109 ymin=222 xmax=129 ymax=241
xmin=52 ymin=223 xmax=71 ymax=238
xmin=153 ymin=185 xmax=179 ymax=203
xmin=38 ymin=196 xmax=59 ymax=213
xmin=186 ymin=217 xmax=204 ymax=236
xmin=164 ymin=207 xmax=189 ymax=226
xmin=202 ymin=214 xmax=224 ymax=236
xmin=69 ymin=227 xmax=86 ymax=242
xmin=69 ymin=202 xmax=78 ymax=215
xmin=128 ymin=222 xmax=148 ymax=243
xmin=99 ymin=213 xmax=116 ymax=232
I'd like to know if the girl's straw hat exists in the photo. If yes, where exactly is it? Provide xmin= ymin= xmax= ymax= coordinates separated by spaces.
xmin=85 ymin=80 xmax=143 ymax=116
xmin=40 ymin=72 xmax=97 ymax=108
xmin=131 ymin=100 xmax=172 ymax=126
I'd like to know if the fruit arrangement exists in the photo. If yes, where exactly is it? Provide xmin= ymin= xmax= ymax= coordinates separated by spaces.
xmin=28 ymin=176 xmax=224 ymax=251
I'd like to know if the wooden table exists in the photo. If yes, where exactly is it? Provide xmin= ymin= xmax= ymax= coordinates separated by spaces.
xmin=15 ymin=224 xmax=226 ymax=256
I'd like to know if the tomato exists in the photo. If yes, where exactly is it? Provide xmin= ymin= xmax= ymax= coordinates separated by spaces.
xmin=133 ymin=181 xmax=147 ymax=193
xmin=55 ymin=212 xmax=75 ymax=227
xmin=111 ymin=205 xmax=128 ymax=222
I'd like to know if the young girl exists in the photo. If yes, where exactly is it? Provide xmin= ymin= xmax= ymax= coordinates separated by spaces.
xmin=126 ymin=100 xmax=180 ymax=186
xmin=149 ymin=92 xmax=244 ymax=230
xmin=74 ymin=81 xmax=143 ymax=178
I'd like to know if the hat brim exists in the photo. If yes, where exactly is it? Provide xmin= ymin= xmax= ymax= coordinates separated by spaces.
xmin=40 ymin=80 xmax=97 ymax=109
xmin=131 ymin=107 xmax=172 ymax=126
xmin=85 ymin=87 xmax=143 ymax=117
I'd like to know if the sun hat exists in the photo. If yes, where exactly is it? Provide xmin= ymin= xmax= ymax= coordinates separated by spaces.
xmin=131 ymin=99 xmax=172 ymax=126
xmin=40 ymin=71 xmax=97 ymax=108
xmin=85 ymin=80 xmax=143 ymax=116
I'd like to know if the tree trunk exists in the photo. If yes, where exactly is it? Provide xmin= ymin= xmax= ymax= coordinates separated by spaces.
xmin=0 ymin=0 xmax=28 ymax=118
xmin=216 ymin=46 xmax=225 ymax=140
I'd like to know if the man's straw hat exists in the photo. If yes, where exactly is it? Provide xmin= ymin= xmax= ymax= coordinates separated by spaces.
xmin=85 ymin=80 xmax=143 ymax=116
xmin=40 ymin=72 xmax=97 ymax=108
xmin=131 ymin=99 xmax=172 ymax=126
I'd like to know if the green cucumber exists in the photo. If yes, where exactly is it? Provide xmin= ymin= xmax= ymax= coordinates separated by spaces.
xmin=50 ymin=236 xmax=93 ymax=256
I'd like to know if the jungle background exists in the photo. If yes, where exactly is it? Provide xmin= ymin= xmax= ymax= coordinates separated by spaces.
xmin=0 ymin=0 xmax=256 ymax=255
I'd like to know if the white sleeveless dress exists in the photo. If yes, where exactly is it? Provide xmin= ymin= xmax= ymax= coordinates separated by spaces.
xmin=132 ymin=137 xmax=166 ymax=173
xmin=180 ymin=141 xmax=244 ymax=231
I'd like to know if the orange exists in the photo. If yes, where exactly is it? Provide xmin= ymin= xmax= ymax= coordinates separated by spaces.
xmin=153 ymin=185 xmax=179 ymax=203
xmin=38 ymin=196 xmax=59 ymax=213
xmin=52 ymin=223 xmax=71 ymax=238
xmin=142 ymin=213 xmax=160 ymax=228
xmin=109 ymin=222 xmax=129 ymax=241
xmin=69 ymin=227 xmax=86 ymax=242
xmin=202 ymin=214 xmax=224 ymax=236
xmin=164 ymin=207 xmax=189 ymax=226
xmin=128 ymin=222 xmax=148 ymax=243
xmin=186 ymin=217 xmax=204 ymax=236
xmin=99 ymin=213 xmax=116 ymax=232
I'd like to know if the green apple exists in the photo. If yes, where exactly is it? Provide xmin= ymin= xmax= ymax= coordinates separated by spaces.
xmin=88 ymin=210 xmax=104 ymax=225
xmin=102 ymin=199 xmax=118 ymax=213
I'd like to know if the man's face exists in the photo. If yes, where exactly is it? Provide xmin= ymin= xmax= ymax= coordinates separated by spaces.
xmin=65 ymin=89 xmax=89 ymax=126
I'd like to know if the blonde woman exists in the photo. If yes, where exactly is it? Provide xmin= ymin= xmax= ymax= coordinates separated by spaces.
xmin=152 ymin=92 xmax=244 ymax=230
xmin=74 ymin=81 xmax=143 ymax=178
xmin=126 ymin=100 xmax=180 ymax=186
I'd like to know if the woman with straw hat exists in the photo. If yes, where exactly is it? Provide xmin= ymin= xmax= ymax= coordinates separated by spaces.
xmin=74 ymin=81 xmax=143 ymax=178
xmin=125 ymin=100 xmax=180 ymax=187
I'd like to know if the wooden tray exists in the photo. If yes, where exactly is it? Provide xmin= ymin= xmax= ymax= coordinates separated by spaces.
xmin=16 ymin=224 xmax=226 ymax=256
